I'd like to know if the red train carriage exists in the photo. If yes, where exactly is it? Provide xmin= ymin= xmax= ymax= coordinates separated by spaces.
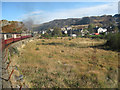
xmin=21 ymin=33 xmax=31 ymax=39
xmin=1 ymin=33 xmax=32 ymax=50
xmin=13 ymin=33 xmax=21 ymax=42
xmin=4 ymin=34 xmax=14 ymax=45
xmin=26 ymin=33 xmax=32 ymax=38
xmin=21 ymin=33 xmax=27 ymax=39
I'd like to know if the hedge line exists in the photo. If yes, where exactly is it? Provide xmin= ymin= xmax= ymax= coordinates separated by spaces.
xmin=105 ymin=33 xmax=120 ymax=51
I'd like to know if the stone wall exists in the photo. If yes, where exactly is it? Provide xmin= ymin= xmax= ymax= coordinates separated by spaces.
xmin=4 ymin=37 xmax=35 ymax=88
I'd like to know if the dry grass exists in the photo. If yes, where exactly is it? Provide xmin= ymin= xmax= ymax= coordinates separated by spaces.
xmin=12 ymin=37 xmax=118 ymax=88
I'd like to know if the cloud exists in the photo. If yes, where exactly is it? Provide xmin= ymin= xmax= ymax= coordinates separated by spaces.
xmin=29 ymin=10 xmax=43 ymax=15
xmin=20 ymin=10 xmax=43 ymax=18
xmin=19 ymin=2 xmax=118 ymax=24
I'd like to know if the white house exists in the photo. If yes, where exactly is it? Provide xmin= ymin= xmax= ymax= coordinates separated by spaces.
xmin=97 ymin=28 xmax=107 ymax=34
xmin=61 ymin=26 xmax=72 ymax=31
xmin=33 ymin=31 xmax=38 ymax=34
xmin=50 ymin=29 xmax=54 ymax=32
xmin=61 ymin=27 xmax=66 ymax=31
xmin=67 ymin=27 xmax=72 ymax=30
xmin=42 ymin=31 xmax=46 ymax=34
xmin=64 ymin=30 xmax=67 ymax=34
xmin=81 ymin=29 xmax=84 ymax=33
xmin=70 ymin=34 xmax=77 ymax=37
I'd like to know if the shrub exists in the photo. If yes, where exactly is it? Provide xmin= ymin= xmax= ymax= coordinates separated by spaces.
xmin=42 ymin=40 xmax=45 ymax=42
xmin=69 ymin=38 xmax=72 ymax=40
xmin=89 ymin=35 xmax=104 ymax=39
xmin=41 ymin=33 xmax=51 ymax=39
xmin=51 ymin=27 xmax=62 ymax=37
xmin=105 ymin=32 xmax=120 ymax=51
xmin=62 ymin=34 xmax=68 ymax=37
xmin=10 ymin=47 xmax=19 ymax=55
xmin=35 ymin=47 xmax=39 ymax=50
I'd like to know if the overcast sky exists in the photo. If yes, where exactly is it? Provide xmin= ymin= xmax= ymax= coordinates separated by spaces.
xmin=2 ymin=1 xmax=119 ymax=24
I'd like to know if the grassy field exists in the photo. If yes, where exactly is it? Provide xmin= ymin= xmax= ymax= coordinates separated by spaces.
xmin=12 ymin=37 xmax=118 ymax=88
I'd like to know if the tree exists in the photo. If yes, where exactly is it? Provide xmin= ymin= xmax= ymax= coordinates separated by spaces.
xmin=13 ymin=29 xmax=16 ymax=32
xmin=106 ymin=32 xmax=120 ymax=50
xmin=88 ymin=24 xmax=95 ymax=33
xmin=113 ymin=26 xmax=119 ymax=33
xmin=118 ymin=15 xmax=120 ymax=32
xmin=52 ymin=27 xmax=62 ymax=37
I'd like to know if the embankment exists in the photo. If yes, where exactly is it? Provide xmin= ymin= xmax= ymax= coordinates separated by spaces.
xmin=3 ymin=37 xmax=35 ymax=88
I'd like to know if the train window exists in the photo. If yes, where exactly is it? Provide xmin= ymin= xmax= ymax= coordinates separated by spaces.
xmin=7 ymin=34 xmax=9 ymax=38
xmin=6 ymin=34 xmax=12 ymax=38
xmin=16 ymin=34 xmax=21 ymax=37
xmin=21 ymin=34 xmax=26 ymax=36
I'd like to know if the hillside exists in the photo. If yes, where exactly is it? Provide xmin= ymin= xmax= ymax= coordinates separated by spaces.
xmin=33 ymin=18 xmax=81 ymax=31
xmin=33 ymin=14 xmax=119 ymax=31
xmin=1 ymin=14 xmax=119 ymax=33
xmin=0 ymin=20 xmax=28 ymax=33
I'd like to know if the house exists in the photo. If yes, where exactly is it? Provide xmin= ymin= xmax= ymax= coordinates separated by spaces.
xmin=81 ymin=29 xmax=89 ymax=36
xmin=70 ymin=34 xmax=77 ymax=37
xmin=67 ymin=27 xmax=72 ymax=30
xmin=33 ymin=31 xmax=38 ymax=34
xmin=64 ymin=30 xmax=67 ymax=34
xmin=41 ymin=31 xmax=46 ymax=34
xmin=50 ymin=29 xmax=54 ymax=32
xmin=61 ymin=27 xmax=66 ymax=31
xmin=61 ymin=26 xmax=72 ymax=31
xmin=61 ymin=30 xmax=68 ymax=34
xmin=97 ymin=27 xmax=107 ymax=34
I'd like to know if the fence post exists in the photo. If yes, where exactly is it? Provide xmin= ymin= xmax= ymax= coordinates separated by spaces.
xmin=6 ymin=61 xmax=11 ymax=70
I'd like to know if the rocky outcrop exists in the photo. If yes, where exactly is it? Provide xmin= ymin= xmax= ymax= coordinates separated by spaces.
xmin=0 ymin=20 xmax=28 ymax=33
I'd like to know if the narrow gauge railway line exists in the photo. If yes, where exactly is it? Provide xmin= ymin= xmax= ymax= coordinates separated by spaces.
xmin=1 ymin=33 xmax=33 ymax=50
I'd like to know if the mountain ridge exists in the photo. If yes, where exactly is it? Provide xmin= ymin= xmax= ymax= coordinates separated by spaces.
xmin=33 ymin=14 xmax=119 ymax=31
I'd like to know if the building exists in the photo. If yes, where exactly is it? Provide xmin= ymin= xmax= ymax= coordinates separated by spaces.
xmin=81 ymin=29 xmax=89 ymax=36
xmin=64 ymin=30 xmax=67 ymax=34
xmin=97 ymin=27 xmax=107 ymax=34
xmin=61 ymin=26 xmax=72 ymax=31
xmin=70 ymin=34 xmax=77 ymax=37
xmin=42 ymin=31 xmax=46 ymax=34
xmin=50 ymin=29 xmax=54 ymax=32
xmin=33 ymin=31 xmax=38 ymax=34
